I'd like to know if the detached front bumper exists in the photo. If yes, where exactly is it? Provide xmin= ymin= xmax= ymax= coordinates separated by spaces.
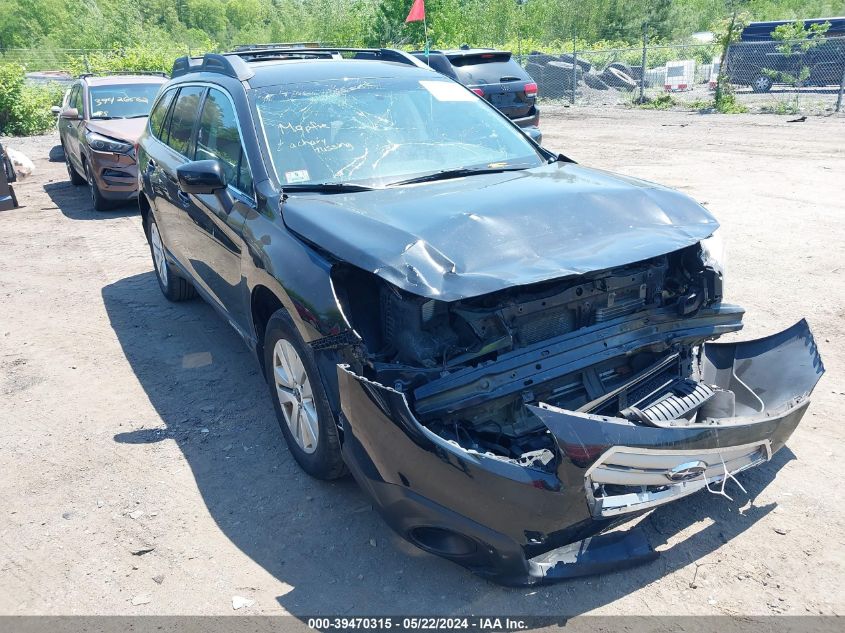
xmin=337 ymin=320 xmax=823 ymax=586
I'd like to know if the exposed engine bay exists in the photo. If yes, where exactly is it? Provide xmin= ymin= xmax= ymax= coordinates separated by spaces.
xmin=333 ymin=242 xmax=740 ymax=472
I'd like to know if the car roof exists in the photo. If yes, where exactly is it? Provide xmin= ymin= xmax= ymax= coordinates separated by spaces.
xmin=81 ymin=75 xmax=168 ymax=86
xmin=430 ymin=48 xmax=512 ymax=58
xmin=741 ymin=16 xmax=845 ymax=40
xmin=235 ymin=58 xmax=437 ymax=89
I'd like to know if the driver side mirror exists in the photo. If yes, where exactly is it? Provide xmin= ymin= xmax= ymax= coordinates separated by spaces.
xmin=177 ymin=160 xmax=227 ymax=194
xmin=60 ymin=108 xmax=80 ymax=120
xmin=176 ymin=160 xmax=234 ymax=211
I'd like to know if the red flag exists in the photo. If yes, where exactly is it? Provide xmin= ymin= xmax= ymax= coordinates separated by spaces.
xmin=405 ymin=0 xmax=425 ymax=23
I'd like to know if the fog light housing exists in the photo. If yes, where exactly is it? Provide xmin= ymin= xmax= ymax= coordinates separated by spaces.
xmin=409 ymin=526 xmax=478 ymax=557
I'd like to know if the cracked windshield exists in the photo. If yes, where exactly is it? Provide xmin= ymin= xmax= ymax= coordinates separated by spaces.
xmin=253 ymin=77 xmax=544 ymax=187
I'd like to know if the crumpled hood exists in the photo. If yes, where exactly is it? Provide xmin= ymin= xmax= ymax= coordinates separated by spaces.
xmin=283 ymin=162 xmax=719 ymax=301
xmin=85 ymin=117 xmax=147 ymax=143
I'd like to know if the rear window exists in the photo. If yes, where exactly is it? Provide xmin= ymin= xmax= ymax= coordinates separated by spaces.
xmin=447 ymin=54 xmax=529 ymax=86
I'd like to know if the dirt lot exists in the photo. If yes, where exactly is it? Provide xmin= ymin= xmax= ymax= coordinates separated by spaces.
xmin=1 ymin=108 xmax=843 ymax=617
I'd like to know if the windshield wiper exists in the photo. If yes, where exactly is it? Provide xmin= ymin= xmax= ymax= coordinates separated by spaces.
xmin=90 ymin=116 xmax=119 ymax=120
xmin=125 ymin=114 xmax=149 ymax=119
xmin=388 ymin=166 xmax=528 ymax=187
xmin=283 ymin=183 xmax=375 ymax=194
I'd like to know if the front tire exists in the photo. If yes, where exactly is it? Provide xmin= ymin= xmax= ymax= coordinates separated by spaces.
xmin=146 ymin=213 xmax=196 ymax=302
xmin=65 ymin=147 xmax=86 ymax=185
xmin=263 ymin=309 xmax=346 ymax=480
xmin=84 ymin=160 xmax=111 ymax=211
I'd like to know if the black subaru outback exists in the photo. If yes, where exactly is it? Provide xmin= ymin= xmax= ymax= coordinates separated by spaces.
xmin=137 ymin=46 xmax=822 ymax=586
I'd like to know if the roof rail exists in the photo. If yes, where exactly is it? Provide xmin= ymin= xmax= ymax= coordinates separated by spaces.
xmin=171 ymin=47 xmax=430 ymax=81
xmin=78 ymin=71 xmax=169 ymax=79
xmin=233 ymin=42 xmax=323 ymax=51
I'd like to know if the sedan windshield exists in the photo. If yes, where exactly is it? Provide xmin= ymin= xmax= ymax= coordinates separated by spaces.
xmin=252 ymin=76 xmax=545 ymax=188
xmin=89 ymin=84 xmax=163 ymax=119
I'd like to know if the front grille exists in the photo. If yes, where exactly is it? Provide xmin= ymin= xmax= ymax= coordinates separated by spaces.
xmin=585 ymin=441 xmax=771 ymax=517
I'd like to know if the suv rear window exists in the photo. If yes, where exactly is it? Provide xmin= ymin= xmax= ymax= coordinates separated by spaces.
xmin=447 ymin=54 xmax=529 ymax=86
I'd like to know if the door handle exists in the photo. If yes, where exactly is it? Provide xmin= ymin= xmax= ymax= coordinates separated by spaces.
xmin=177 ymin=190 xmax=191 ymax=207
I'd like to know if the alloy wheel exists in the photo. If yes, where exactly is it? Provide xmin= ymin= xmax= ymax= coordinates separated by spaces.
xmin=273 ymin=339 xmax=319 ymax=454
xmin=753 ymin=75 xmax=772 ymax=92
xmin=85 ymin=163 xmax=97 ymax=206
xmin=149 ymin=222 xmax=168 ymax=288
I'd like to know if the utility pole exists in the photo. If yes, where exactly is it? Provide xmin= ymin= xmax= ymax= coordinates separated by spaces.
xmin=715 ymin=10 xmax=738 ymax=109
xmin=571 ymin=31 xmax=577 ymax=105
xmin=639 ymin=21 xmax=648 ymax=103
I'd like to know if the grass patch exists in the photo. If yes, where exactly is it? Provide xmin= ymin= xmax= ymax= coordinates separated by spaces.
xmin=760 ymin=101 xmax=800 ymax=115
xmin=714 ymin=92 xmax=748 ymax=114
xmin=635 ymin=94 xmax=677 ymax=110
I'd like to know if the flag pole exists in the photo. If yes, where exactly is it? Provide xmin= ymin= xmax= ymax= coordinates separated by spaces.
xmin=424 ymin=16 xmax=429 ymax=57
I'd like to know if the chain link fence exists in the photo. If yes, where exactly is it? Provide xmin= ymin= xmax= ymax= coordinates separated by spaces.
xmin=4 ymin=37 xmax=845 ymax=114
xmin=519 ymin=36 xmax=845 ymax=114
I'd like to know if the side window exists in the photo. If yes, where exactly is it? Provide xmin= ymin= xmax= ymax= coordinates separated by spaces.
xmin=149 ymin=89 xmax=175 ymax=140
xmin=194 ymin=88 xmax=253 ymax=194
xmin=166 ymin=86 xmax=205 ymax=156
xmin=69 ymin=85 xmax=83 ymax=113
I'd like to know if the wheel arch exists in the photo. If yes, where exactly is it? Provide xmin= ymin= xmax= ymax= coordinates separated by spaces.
xmin=138 ymin=193 xmax=152 ymax=237
xmin=251 ymin=283 xmax=286 ymax=375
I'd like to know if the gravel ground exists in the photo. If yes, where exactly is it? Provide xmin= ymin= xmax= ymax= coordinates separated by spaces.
xmin=1 ymin=108 xmax=843 ymax=617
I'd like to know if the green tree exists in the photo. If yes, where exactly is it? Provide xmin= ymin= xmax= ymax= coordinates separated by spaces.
xmin=649 ymin=0 xmax=674 ymax=41
xmin=0 ymin=62 xmax=61 ymax=135
xmin=370 ymin=0 xmax=424 ymax=47
xmin=714 ymin=2 xmax=750 ymax=113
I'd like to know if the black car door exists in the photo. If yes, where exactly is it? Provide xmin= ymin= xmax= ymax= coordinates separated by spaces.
xmin=150 ymin=85 xmax=206 ymax=276
xmin=809 ymin=37 xmax=845 ymax=85
xmin=143 ymin=86 xmax=177 ymax=212
xmin=183 ymin=87 xmax=254 ymax=336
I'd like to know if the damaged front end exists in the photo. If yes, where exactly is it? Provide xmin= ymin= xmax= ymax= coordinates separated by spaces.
xmin=327 ymin=242 xmax=823 ymax=585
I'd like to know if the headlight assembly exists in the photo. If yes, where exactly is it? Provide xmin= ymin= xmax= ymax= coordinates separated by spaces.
xmin=700 ymin=226 xmax=726 ymax=276
xmin=86 ymin=131 xmax=133 ymax=153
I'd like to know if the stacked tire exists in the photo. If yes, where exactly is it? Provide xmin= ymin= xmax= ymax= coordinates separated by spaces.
xmin=600 ymin=66 xmax=637 ymax=91
xmin=523 ymin=52 xmax=640 ymax=97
